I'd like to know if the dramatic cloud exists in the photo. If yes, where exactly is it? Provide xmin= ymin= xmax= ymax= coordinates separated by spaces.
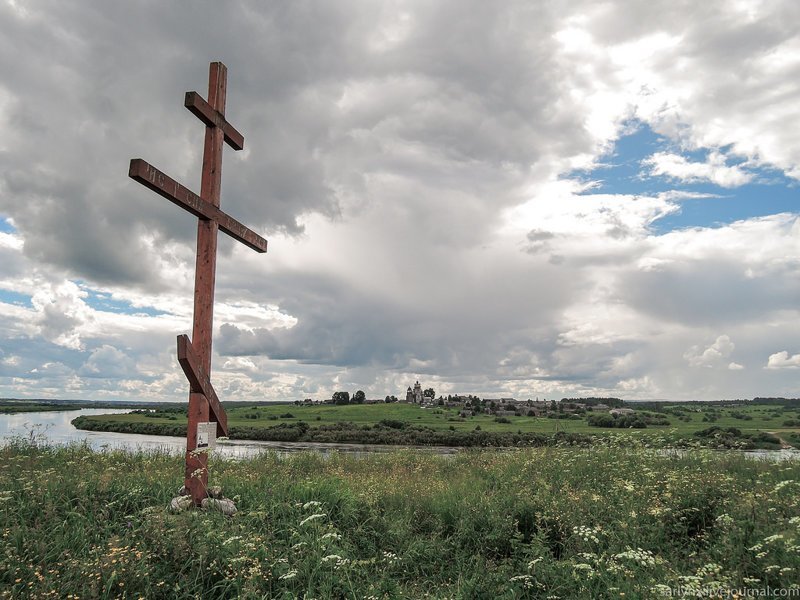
xmin=0 ymin=0 xmax=798 ymax=402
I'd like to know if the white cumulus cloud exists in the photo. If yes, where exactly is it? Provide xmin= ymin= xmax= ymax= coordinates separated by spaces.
xmin=684 ymin=335 xmax=736 ymax=368
xmin=643 ymin=151 xmax=753 ymax=187
xmin=766 ymin=351 xmax=800 ymax=370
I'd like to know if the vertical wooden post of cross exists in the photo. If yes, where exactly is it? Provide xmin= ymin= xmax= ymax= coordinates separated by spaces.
xmin=184 ymin=63 xmax=227 ymax=504
xmin=129 ymin=61 xmax=267 ymax=508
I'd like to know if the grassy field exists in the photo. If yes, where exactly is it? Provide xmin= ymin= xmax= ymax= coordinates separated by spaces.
xmin=75 ymin=402 xmax=800 ymax=448
xmin=0 ymin=441 xmax=798 ymax=598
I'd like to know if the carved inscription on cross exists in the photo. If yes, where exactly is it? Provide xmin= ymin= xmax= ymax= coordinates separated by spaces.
xmin=128 ymin=62 xmax=267 ymax=506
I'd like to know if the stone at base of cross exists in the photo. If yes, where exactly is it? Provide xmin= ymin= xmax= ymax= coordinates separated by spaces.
xmin=169 ymin=485 xmax=237 ymax=516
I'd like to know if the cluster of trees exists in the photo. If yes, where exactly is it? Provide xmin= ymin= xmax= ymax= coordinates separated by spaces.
xmin=72 ymin=416 xmax=187 ymax=437
xmin=692 ymin=426 xmax=781 ymax=450
xmin=332 ymin=390 xmax=366 ymax=405
xmin=132 ymin=407 xmax=187 ymax=420
xmin=561 ymin=397 xmax=625 ymax=408
xmin=587 ymin=412 xmax=669 ymax=429
xmin=588 ymin=413 xmax=647 ymax=429
xmin=752 ymin=397 xmax=800 ymax=407
xmin=730 ymin=411 xmax=753 ymax=421
xmin=332 ymin=388 xmax=436 ymax=404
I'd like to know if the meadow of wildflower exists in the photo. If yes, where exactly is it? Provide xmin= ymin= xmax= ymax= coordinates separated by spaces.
xmin=0 ymin=440 xmax=798 ymax=599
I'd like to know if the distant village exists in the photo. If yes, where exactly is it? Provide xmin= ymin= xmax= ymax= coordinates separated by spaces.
xmin=297 ymin=381 xmax=634 ymax=418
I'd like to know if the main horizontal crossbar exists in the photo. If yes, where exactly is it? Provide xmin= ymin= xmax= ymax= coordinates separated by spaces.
xmin=129 ymin=159 xmax=268 ymax=253
xmin=184 ymin=91 xmax=244 ymax=151
xmin=177 ymin=334 xmax=228 ymax=437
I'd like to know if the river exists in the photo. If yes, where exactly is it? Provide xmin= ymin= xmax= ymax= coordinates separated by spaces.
xmin=1 ymin=408 xmax=798 ymax=460
xmin=0 ymin=408 xmax=459 ymax=458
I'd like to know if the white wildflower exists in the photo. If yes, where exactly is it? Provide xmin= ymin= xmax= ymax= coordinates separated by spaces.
xmin=278 ymin=570 xmax=297 ymax=580
xmin=222 ymin=535 xmax=242 ymax=546
xmin=572 ymin=525 xmax=602 ymax=544
xmin=509 ymin=574 xmax=535 ymax=588
xmin=695 ymin=563 xmax=722 ymax=577
xmin=299 ymin=513 xmax=327 ymax=526
xmin=613 ymin=548 xmax=659 ymax=568
xmin=651 ymin=584 xmax=672 ymax=595
xmin=321 ymin=554 xmax=343 ymax=563
xmin=321 ymin=554 xmax=350 ymax=569
xmin=715 ymin=514 xmax=734 ymax=527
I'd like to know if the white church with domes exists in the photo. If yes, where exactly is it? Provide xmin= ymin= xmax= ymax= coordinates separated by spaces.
xmin=406 ymin=381 xmax=424 ymax=403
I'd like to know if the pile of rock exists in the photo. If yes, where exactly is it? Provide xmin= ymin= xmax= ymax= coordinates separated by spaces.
xmin=169 ymin=485 xmax=237 ymax=516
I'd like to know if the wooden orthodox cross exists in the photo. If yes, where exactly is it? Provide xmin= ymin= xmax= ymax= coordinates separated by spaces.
xmin=128 ymin=62 xmax=267 ymax=506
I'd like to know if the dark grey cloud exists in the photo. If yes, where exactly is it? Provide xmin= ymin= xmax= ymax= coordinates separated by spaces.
xmin=619 ymin=258 xmax=800 ymax=326
xmin=2 ymin=1 xmax=800 ymax=401
xmin=0 ymin=0 xmax=600 ymax=291
xmin=217 ymin=257 xmax=579 ymax=377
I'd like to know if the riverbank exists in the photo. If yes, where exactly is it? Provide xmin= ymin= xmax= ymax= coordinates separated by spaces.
xmin=72 ymin=414 xmax=800 ymax=450
xmin=1 ymin=442 xmax=798 ymax=598
xmin=70 ymin=401 xmax=800 ymax=451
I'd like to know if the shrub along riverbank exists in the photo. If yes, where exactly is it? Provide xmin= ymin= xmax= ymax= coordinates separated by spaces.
xmin=71 ymin=415 xmax=794 ymax=450
xmin=1 ymin=442 xmax=798 ymax=598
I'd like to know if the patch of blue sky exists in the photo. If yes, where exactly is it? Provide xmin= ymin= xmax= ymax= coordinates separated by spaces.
xmin=652 ymin=173 xmax=798 ymax=234
xmin=0 ymin=289 xmax=32 ymax=308
xmin=0 ymin=217 xmax=16 ymax=233
xmin=569 ymin=122 xmax=798 ymax=233
xmin=82 ymin=288 xmax=167 ymax=317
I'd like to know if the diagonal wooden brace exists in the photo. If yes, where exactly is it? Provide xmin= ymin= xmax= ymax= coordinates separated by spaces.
xmin=177 ymin=334 xmax=228 ymax=437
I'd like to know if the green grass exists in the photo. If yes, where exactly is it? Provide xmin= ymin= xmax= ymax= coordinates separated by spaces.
xmin=79 ymin=402 xmax=800 ymax=448
xmin=0 ymin=442 xmax=798 ymax=598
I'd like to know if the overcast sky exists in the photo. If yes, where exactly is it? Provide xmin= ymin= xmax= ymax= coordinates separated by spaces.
xmin=1 ymin=0 xmax=799 ymax=402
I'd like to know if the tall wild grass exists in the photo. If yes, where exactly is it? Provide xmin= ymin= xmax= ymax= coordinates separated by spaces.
xmin=0 ymin=440 xmax=798 ymax=598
